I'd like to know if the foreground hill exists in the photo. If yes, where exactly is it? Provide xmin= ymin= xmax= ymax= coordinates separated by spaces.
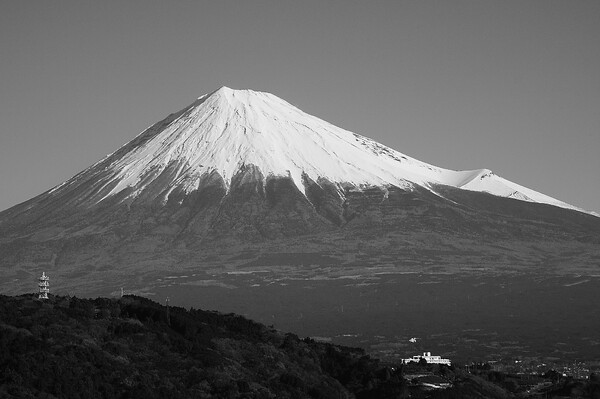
xmin=0 ymin=294 xmax=408 ymax=399
xmin=3 ymin=295 xmax=598 ymax=398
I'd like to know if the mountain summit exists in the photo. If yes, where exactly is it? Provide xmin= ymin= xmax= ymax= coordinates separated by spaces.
xmin=40 ymin=86 xmax=582 ymax=212
xmin=1 ymin=87 xmax=599 ymax=296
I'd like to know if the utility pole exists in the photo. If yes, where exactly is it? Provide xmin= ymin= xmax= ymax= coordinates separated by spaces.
xmin=166 ymin=296 xmax=171 ymax=326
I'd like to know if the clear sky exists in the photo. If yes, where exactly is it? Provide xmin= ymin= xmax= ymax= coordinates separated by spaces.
xmin=1 ymin=1 xmax=598 ymax=213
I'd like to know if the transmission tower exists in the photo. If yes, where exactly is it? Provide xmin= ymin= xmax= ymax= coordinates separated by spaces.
xmin=38 ymin=272 xmax=49 ymax=299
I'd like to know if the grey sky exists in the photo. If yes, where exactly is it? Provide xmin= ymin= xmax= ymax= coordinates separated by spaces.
xmin=1 ymin=1 xmax=599 ymax=213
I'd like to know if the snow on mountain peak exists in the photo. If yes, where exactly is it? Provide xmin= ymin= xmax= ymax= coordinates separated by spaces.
xmin=56 ymin=87 xmax=588 ymax=214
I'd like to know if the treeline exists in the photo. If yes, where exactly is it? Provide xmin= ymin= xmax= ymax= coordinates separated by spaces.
xmin=4 ymin=294 xmax=596 ymax=398
xmin=0 ymin=294 xmax=406 ymax=398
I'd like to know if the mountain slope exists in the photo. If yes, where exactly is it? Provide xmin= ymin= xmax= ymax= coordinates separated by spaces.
xmin=1 ymin=87 xmax=599 ymax=297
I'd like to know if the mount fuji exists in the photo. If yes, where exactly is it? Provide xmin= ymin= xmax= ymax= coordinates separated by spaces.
xmin=23 ymin=86 xmax=587 ymax=212
xmin=1 ymin=87 xmax=599 ymax=296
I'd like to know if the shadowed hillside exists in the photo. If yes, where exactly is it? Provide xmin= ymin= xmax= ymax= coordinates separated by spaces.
xmin=4 ymin=294 xmax=597 ymax=398
xmin=0 ymin=294 xmax=408 ymax=399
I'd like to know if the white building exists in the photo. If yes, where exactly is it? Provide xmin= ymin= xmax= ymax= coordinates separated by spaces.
xmin=403 ymin=352 xmax=451 ymax=366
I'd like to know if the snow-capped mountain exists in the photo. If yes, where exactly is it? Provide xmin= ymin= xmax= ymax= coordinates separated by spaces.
xmin=1 ymin=87 xmax=599 ymax=297
xmin=45 ymin=86 xmax=583 ymax=213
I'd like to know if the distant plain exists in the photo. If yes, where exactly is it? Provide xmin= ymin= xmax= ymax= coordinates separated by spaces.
xmin=85 ymin=269 xmax=600 ymax=364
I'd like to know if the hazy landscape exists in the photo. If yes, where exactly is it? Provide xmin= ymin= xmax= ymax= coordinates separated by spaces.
xmin=94 ymin=270 xmax=597 ymax=364
xmin=2 ymin=2 xmax=600 ymax=398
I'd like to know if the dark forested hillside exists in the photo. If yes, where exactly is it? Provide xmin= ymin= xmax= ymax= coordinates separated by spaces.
xmin=3 ymin=294 xmax=598 ymax=398
xmin=0 ymin=294 xmax=407 ymax=399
